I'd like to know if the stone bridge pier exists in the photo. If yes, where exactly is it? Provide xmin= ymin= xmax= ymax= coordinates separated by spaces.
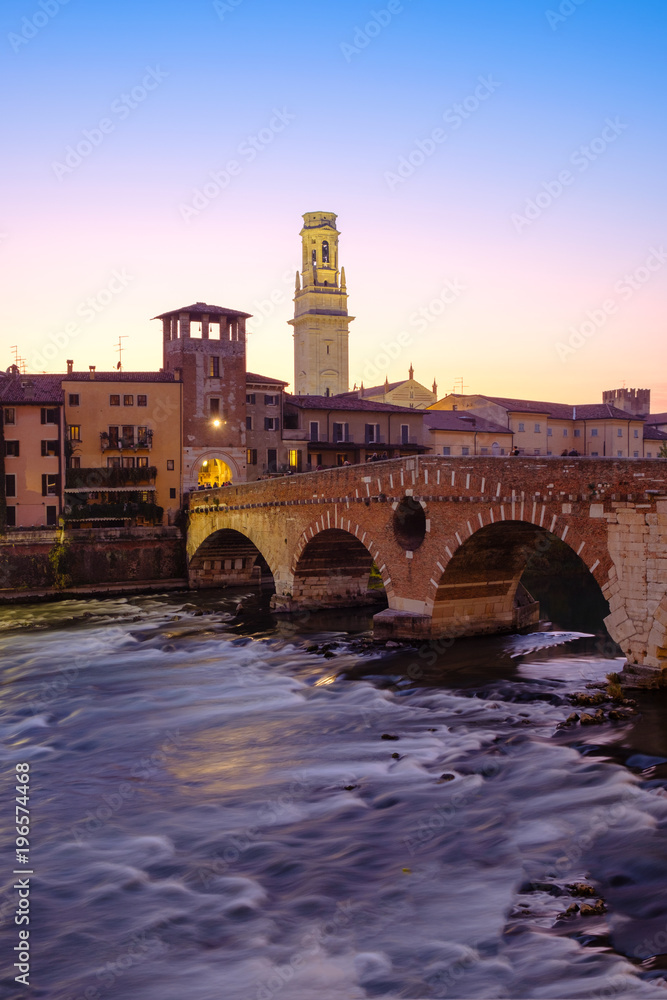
xmin=187 ymin=457 xmax=667 ymax=672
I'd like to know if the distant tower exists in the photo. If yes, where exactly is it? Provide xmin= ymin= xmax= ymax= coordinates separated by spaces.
xmin=289 ymin=212 xmax=353 ymax=396
xmin=602 ymin=387 xmax=651 ymax=418
xmin=156 ymin=301 xmax=250 ymax=486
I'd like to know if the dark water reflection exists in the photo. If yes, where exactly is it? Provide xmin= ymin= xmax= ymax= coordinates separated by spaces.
xmin=0 ymin=589 xmax=665 ymax=1000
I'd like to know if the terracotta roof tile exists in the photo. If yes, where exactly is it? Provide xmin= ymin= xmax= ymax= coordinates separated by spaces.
xmin=246 ymin=372 xmax=289 ymax=387
xmin=0 ymin=373 xmax=64 ymax=404
xmin=153 ymin=302 xmax=251 ymax=319
xmin=63 ymin=371 xmax=176 ymax=383
xmin=285 ymin=394 xmax=420 ymax=414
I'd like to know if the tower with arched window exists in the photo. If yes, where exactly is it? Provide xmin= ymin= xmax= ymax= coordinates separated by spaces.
xmin=289 ymin=212 xmax=353 ymax=396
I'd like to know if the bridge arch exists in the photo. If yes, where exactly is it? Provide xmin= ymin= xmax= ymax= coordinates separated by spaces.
xmin=193 ymin=449 xmax=242 ymax=487
xmin=289 ymin=521 xmax=390 ymax=610
xmin=189 ymin=527 xmax=276 ymax=590
xmin=427 ymin=515 xmax=612 ymax=637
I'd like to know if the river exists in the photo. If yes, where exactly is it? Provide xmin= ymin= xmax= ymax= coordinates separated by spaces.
xmin=1 ymin=590 xmax=666 ymax=1000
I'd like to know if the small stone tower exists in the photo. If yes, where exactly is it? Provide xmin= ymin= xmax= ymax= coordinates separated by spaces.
xmin=156 ymin=302 xmax=251 ymax=486
xmin=289 ymin=212 xmax=353 ymax=396
xmin=602 ymin=387 xmax=651 ymax=418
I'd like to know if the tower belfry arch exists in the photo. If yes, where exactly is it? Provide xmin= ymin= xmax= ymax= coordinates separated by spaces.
xmin=289 ymin=211 xmax=353 ymax=396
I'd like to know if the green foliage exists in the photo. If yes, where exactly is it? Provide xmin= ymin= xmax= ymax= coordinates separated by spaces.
xmin=48 ymin=540 xmax=72 ymax=589
xmin=659 ymin=442 xmax=667 ymax=459
xmin=65 ymin=466 xmax=157 ymax=489
xmin=64 ymin=501 xmax=164 ymax=524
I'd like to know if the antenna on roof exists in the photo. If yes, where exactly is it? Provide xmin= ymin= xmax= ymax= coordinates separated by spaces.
xmin=452 ymin=376 xmax=468 ymax=395
xmin=115 ymin=336 xmax=127 ymax=371
xmin=10 ymin=346 xmax=26 ymax=374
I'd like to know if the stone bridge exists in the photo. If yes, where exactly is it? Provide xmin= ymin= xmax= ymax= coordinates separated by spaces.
xmin=187 ymin=456 xmax=667 ymax=670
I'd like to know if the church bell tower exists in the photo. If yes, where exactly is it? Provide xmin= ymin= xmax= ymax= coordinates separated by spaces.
xmin=289 ymin=211 xmax=353 ymax=396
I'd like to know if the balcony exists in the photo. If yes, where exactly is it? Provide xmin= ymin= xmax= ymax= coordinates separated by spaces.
xmin=66 ymin=466 xmax=157 ymax=490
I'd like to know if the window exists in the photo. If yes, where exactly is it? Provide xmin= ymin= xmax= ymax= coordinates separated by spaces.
xmin=246 ymin=416 xmax=253 ymax=430
xmin=122 ymin=426 xmax=134 ymax=447
xmin=136 ymin=457 xmax=148 ymax=468
xmin=322 ymin=240 xmax=329 ymax=264
xmin=110 ymin=395 xmax=120 ymax=406
xmin=137 ymin=395 xmax=147 ymax=407
xmin=480 ymin=447 xmax=489 ymax=455
xmin=333 ymin=422 xmax=349 ymax=443
xmin=591 ymin=451 xmax=599 ymax=457
xmin=5 ymin=441 xmax=19 ymax=457
xmin=534 ymin=423 xmax=541 ymax=433
xmin=310 ymin=421 xmax=319 ymax=442
xmin=247 ymin=449 xmax=257 ymax=465
xmin=3 ymin=407 xmax=15 ymax=424
xmin=68 ymin=394 xmax=79 ymax=406
xmin=68 ymin=425 xmax=81 ymax=441
xmin=70 ymin=457 xmax=80 ymax=469
xmin=634 ymin=429 xmax=639 ymax=438
xmin=518 ymin=422 xmax=525 ymax=432
xmin=312 ymin=249 xmax=317 ymax=265
xmin=267 ymin=449 xmax=277 ymax=473
xmin=41 ymin=407 xmax=58 ymax=424
xmin=633 ymin=450 xmax=639 ymax=458
xmin=400 ymin=424 xmax=409 ymax=445
xmin=442 ymin=446 xmax=451 ymax=456
xmin=563 ymin=429 xmax=568 ymax=437
xmin=46 ymin=506 xmax=57 ymax=527
xmin=107 ymin=457 xmax=121 ymax=468
xmin=169 ymin=488 xmax=176 ymax=499
xmin=591 ymin=428 xmax=598 ymax=437
xmin=5 ymin=474 xmax=16 ymax=497
xmin=137 ymin=427 xmax=149 ymax=446
xmin=461 ymin=446 xmax=470 ymax=456
xmin=167 ymin=460 xmax=174 ymax=471
xmin=210 ymin=399 xmax=220 ymax=417
xmin=41 ymin=440 xmax=59 ymax=456
xmin=534 ymin=448 xmax=541 ymax=455
xmin=617 ymin=450 xmax=623 ymax=457
xmin=289 ymin=450 xmax=301 ymax=471
xmin=246 ymin=393 xmax=256 ymax=405
xmin=264 ymin=394 xmax=278 ymax=405
xmin=574 ymin=429 xmax=581 ymax=438
xmin=264 ymin=417 xmax=279 ymax=431
xmin=123 ymin=457 xmax=135 ymax=469
xmin=326 ymin=345 xmax=330 ymax=354
xmin=41 ymin=474 xmax=59 ymax=496
xmin=6 ymin=507 xmax=16 ymax=527
xmin=124 ymin=395 xmax=134 ymax=406
xmin=209 ymin=357 xmax=220 ymax=378
xmin=365 ymin=423 xmax=380 ymax=443
xmin=547 ymin=428 xmax=553 ymax=437
xmin=108 ymin=426 xmax=119 ymax=448
xmin=617 ymin=428 xmax=623 ymax=437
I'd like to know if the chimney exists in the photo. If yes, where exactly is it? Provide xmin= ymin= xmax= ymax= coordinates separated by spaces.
xmin=66 ymin=359 xmax=74 ymax=375
xmin=89 ymin=366 xmax=96 ymax=380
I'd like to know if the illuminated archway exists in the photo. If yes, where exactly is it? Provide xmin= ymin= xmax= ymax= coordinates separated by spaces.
xmin=198 ymin=457 xmax=233 ymax=488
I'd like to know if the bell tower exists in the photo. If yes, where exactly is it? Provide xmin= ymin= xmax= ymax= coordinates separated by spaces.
xmin=289 ymin=211 xmax=353 ymax=396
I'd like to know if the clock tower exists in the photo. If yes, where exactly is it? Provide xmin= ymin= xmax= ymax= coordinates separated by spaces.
xmin=289 ymin=211 xmax=353 ymax=396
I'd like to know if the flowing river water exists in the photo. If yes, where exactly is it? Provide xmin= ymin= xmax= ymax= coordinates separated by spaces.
xmin=1 ymin=590 xmax=667 ymax=1000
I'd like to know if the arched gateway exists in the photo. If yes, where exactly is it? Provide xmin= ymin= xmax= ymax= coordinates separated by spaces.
xmin=187 ymin=456 xmax=667 ymax=671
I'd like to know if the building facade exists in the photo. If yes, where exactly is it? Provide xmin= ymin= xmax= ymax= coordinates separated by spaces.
xmin=289 ymin=212 xmax=353 ymax=397
xmin=62 ymin=368 xmax=182 ymax=524
xmin=339 ymin=366 xmax=438 ymax=409
xmin=0 ymin=371 xmax=65 ymax=529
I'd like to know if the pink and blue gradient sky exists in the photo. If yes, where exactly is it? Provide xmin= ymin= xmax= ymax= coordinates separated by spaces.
xmin=2 ymin=0 xmax=666 ymax=408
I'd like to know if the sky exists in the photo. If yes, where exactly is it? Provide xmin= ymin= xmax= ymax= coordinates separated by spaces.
xmin=2 ymin=0 xmax=666 ymax=409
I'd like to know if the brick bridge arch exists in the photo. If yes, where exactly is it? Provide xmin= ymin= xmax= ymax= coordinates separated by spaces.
xmin=187 ymin=456 xmax=667 ymax=671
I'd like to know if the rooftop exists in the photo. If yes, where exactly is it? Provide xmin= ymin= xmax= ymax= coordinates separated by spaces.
xmin=246 ymin=372 xmax=289 ymax=387
xmin=153 ymin=302 xmax=252 ymax=320
xmin=63 ymin=371 xmax=177 ymax=383
xmin=423 ymin=410 xmax=512 ymax=435
xmin=0 ymin=373 xmax=64 ymax=404
xmin=448 ymin=394 xmax=644 ymax=422
xmin=286 ymin=394 xmax=421 ymax=414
